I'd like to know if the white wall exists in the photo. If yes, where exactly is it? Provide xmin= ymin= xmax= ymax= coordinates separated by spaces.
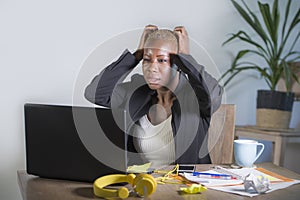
xmin=0 ymin=0 xmax=299 ymax=199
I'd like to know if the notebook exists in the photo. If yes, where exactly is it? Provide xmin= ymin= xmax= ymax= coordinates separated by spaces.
xmin=24 ymin=103 xmax=128 ymax=182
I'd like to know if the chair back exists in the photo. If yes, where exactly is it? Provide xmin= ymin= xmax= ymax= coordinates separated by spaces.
xmin=208 ymin=104 xmax=236 ymax=164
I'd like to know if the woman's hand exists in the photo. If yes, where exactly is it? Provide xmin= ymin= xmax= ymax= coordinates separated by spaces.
xmin=173 ymin=26 xmax=190 ymax=54
xmin=137 ymin=24 xmax=158 ymax=50
xmin=135 ymin=25 xmax=158 ymax=60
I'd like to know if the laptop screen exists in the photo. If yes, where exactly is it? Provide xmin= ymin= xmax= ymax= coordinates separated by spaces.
xmin=24 ymin=103 xmax=128 ymax=182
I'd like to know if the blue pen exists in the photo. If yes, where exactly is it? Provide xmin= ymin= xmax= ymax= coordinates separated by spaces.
xmin=192 ymin=172 xmax=235 ymax=180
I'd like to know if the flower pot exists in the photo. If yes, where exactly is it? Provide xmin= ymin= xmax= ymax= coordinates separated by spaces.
xmin=256 ymin=90 xmax=294 ymax=129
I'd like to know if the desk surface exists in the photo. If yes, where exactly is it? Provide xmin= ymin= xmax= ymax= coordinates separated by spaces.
xmin=18 ymin=163 xmax=300 ymax=200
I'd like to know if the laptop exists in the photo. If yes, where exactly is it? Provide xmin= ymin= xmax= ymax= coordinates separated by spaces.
xmin=24 ymin=103 xmax=128 ymax=182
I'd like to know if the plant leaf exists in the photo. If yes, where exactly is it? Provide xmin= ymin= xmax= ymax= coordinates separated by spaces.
xmin=272 ymin=0 xmax=279 ymax=43
xmin=222 ymin=0 xmax=299 ymax=90
xmin=282 ymin=61 xmax=292 ymax=91
xmin=279 ymin=5 xmax=300 ymax=57
xmin=231 ymin=0 xmax=270 ymax=44
xmin=292 ymin=72 xmax=299 ymax=84
xmin=259 ymin=2 xmax=274 ymax=41
xmin=222 ymin=31 xmax=252 ymax=45
xmin=282 ymin=0 xmax=292 ymax=42
xmin=288 ymin=31 xmax=300 ymax=53
xmin=223 ymin=31 xmax=269 ymax=57
xmin=221 ymin=65 xmax=271 ymax=87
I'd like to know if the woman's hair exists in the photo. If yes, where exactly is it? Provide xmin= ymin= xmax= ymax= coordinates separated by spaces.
xmin=144 ymin=29 xmax=179 ymax=50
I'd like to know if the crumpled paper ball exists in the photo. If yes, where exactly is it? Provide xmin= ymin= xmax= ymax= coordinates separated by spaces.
xmin=244 ymin=173 xmax=270 ymax=193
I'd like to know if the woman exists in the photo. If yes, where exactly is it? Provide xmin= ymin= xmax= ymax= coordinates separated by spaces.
xmin=85 ymin=25 xmax=223 ymax=168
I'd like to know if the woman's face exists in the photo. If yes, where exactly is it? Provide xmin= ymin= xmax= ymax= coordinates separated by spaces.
xmin=142 ymin=39 xmax=179 ymax=91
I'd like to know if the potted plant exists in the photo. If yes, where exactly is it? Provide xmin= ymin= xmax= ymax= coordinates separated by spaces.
xmin=221 ymin=0 xmax=300 ymax=129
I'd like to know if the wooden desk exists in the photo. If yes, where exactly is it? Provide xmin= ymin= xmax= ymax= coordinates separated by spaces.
xmin=235 ymin=125 xmax=300 ymax=166
xmin=18 ymin=163 xmax=300 ymax=200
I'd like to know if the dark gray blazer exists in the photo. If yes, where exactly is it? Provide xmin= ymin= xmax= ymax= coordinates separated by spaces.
xmin=85 ymin=49 xmax=223 ymax=164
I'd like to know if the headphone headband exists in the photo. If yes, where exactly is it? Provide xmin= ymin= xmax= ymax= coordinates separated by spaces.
xmin=93 ymin=173 xmax=156 ymax=199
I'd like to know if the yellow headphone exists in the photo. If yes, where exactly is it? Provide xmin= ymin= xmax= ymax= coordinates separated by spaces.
xmin=93 ymin=173 xmax=157 ymax=199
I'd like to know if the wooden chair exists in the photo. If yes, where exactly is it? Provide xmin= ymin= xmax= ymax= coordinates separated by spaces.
xmin=208 ymin=104 xmax=236 ymax=164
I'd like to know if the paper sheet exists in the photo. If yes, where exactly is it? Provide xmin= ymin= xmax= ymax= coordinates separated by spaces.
xmin=127 ymin=162 xmax=152 ymax=173
xmin=182 ymin=167 xmax=300 ymax=197
xmin=207 ymin=180 xmax=300 ymax=197
xmin=183 ymin=172 xmax=243 ymax=187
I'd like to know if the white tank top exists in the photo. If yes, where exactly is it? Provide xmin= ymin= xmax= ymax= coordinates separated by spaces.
xmin=133 ymin=114 xmax=175 ymax=168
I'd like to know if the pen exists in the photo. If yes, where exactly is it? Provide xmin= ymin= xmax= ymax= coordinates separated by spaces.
xmin=192 ymin=172 xmax=236 ymax=180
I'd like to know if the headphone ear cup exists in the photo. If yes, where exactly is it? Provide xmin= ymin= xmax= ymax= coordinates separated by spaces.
xmin=93 ymin=174 xmax=136 ymax=199
xmin=133 ymin=174 xmax=157 ymax=197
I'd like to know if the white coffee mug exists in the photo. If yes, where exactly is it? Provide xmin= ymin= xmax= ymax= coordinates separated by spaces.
xmin=234 ymin=139 xmax=265 ymax=167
